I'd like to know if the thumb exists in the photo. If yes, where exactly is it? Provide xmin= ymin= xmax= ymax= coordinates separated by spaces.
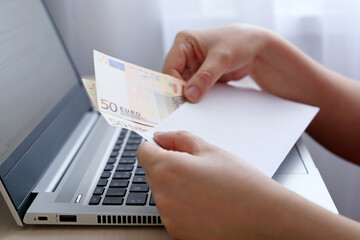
xmin=153 ymin=131 xmax=206 ymax=156
xmin=184 ymin=51 xmax=229 ymax=102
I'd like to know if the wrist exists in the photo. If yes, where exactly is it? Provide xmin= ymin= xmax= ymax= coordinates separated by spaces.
xmin=253 ymin=29 xmax=321 ymax=103
xmin=241 ymin=24 xmax=275 ymax=58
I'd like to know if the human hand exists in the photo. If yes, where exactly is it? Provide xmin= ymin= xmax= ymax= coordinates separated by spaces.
xmin=163 ymin=24 xmax=270 ymax=103
xmin=136 ymin=131 xmax=289 ymax=239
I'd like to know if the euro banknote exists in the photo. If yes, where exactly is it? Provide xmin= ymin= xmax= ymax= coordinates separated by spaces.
xmin=82 ymin=50 xmax=186 ymax=133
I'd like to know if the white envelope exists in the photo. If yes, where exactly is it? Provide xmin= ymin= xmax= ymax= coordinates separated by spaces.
xmin=146 ymin=83 xmax=319 ymax=177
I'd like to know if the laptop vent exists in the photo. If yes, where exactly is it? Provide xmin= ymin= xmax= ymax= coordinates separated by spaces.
xmin=97 ymin=215 xmax=162 ymax=225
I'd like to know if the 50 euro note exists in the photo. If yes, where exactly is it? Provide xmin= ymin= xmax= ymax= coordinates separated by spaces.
xmin=81 ymin=50 xmax=186 ymax=135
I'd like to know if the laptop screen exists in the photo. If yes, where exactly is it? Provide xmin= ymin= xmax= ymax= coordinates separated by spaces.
xmin=0 ymin=0 xmax=79 ymax=166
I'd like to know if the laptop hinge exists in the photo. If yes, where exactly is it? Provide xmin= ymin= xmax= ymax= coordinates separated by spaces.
xmin=0 ymin=179 xmax=24 ymax=226
xmin=32 ymin=111 xmax=98 ymax=193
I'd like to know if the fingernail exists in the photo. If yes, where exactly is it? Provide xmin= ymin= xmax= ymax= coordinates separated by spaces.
xmin=186 ymin=86 xmax=200 ymax=101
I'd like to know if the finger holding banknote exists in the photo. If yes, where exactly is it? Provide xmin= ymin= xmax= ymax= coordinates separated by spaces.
xmin=162 ymin=24 xmax=268 ymax=103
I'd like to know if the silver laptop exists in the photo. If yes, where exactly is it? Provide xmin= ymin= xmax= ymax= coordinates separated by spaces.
xmin=0 ymin=0 xmax=337 ymax=227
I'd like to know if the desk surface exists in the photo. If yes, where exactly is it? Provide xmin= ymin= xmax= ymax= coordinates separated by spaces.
xmin=0 ymin=195 xmax=172 ymax=240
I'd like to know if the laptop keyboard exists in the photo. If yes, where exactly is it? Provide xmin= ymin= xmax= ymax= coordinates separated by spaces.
xmin=88 ymin=129 xmax=156 ymax=206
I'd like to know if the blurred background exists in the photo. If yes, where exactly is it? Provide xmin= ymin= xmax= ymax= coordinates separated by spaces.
xmin=44 ymin=0 xmax=360 ymax=221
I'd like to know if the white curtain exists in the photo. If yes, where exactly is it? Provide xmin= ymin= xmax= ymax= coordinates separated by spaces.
xmin=161 ymin=0 xmax=360 ymax=80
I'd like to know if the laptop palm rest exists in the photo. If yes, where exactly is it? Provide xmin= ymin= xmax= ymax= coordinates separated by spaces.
xmin=54 ymin=117 xmax=119 ymax=203
xmin=274 ymin=146 xmax=308 ymax=175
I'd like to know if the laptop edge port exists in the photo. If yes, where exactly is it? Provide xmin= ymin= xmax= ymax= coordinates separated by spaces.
xmin=59 ymin=215 xmax=77 ymax=222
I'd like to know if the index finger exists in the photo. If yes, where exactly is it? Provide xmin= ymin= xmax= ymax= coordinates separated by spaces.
xmin=162 ymin=40 xmax=186 ymax=79
xmin=163 ymin=30 xmax=204 ymax=79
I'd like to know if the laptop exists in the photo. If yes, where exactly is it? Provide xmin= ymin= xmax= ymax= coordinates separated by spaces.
xmin=0 ymin=0 xmax=337 ymax=226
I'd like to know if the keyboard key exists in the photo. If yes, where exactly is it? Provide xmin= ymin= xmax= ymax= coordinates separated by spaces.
xmin=113 ymin=145 xmax=122 ymax=151
xmin=103 ymin=197 xmax=124 ymax=205
xmin=132 ymin=176 xmax=146 ymax=183
xmin=106 ymin=188 xmax=126 ymax=197
xmin=110 ymin=150 xmax=120 ymax=157
xmin=126 ymin=193 xmax=148 ymax=205
xmin=122 ymin=151 xmax=137 ymax=157
xmin=119 ymin=136 xmax=126 ymax=141
xmin=101 ymin=171 xmax=111 ymax=178
xmin=116 ymin=164 xmax=134 ymax=171
xmin=129 ymin=132 xmax=141 ymax=139
xmin=89 ymin=196 xmax=101 ymax=205
xmin=110 ymin=179 xmax=129 ymax=188
xmin=93 ymin=187 xmax=105 ymax=195
xmin=127 ymin=139 xmax=142 ymax=145
xmin=130 ymin=184 xmax=149 ymax=192
xmin=113 ymin=172 xmax=132 ymax=179
xmin=116 ymin=139 xmax=123 ymax=145
xmin=97 ymin=179 xmax=108 ymax=187
xmin=107 ymin=157 xmax=117 ymax=164
xmin=125 ymin=145 xmax=139 ymax=151
xmin=149 ymin=194 xmax=156 ymax=206
xmin=104 ymin=164 xmax=114 ymax=171
xmin=135 ymin=168 xmax=146 ymax=175
xmin=120 ymin=129 xmax=128 ymax=137
xmin=119 ymin=157 xmax=136 ymax=164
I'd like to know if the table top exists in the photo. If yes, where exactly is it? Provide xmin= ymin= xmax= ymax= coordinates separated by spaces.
xmin=0 ymin=194 xmax=172 ymax=240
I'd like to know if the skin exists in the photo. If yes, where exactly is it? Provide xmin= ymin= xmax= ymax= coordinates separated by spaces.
xmin=136 ymin=24 xmax=360 ymax=239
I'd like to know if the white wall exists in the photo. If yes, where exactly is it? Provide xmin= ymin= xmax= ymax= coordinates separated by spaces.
xmin=44 ymin=0 xmax=164 ymax=75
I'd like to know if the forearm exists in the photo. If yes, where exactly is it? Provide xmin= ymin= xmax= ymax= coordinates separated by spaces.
xmin=254 ymin=31 xmax=360 ymax=162
xmin=227 ymin=173 xmax=360 ymax=240
xmin=244 ymin=179 xmax=360 ymax=240
xmin=274 ymin=186 xmax=360 ymax=240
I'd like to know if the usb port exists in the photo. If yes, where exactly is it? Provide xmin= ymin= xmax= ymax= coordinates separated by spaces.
xmin=38 ymin=216 xmax=48 ymax=221
xmin=59 ymin=215 xmax=77 ymax=222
